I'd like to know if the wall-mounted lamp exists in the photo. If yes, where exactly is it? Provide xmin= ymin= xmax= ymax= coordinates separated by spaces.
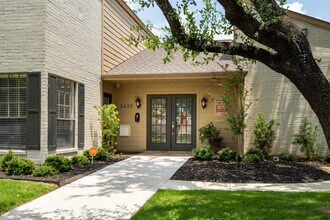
xmin=302 ymin=28 xmax=308 ymax=36
xmin=135 ymin=97 xmax=141 ymax=108
xmin=201 ymin=97 xmax=207 ymax=109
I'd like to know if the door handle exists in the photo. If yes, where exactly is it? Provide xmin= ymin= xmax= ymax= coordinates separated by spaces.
xmin=172 ymin=122 xmax=175 ymax=135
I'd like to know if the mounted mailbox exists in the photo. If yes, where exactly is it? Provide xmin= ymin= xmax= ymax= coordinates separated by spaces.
xmin=119 ymin=124 xmax=131 ymax=137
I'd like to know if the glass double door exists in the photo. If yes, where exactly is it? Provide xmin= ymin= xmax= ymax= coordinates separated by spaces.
xmin=147 ymin=94 xmax=196 ymax=151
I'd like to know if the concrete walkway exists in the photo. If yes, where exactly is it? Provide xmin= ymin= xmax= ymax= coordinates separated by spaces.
xmin=1 ymin=155 xmax=189 ymax=220
xmin=2 ymin=155 xmax=330 ymax=220
xmin=162 ymin=180 xmax=330 ymax=192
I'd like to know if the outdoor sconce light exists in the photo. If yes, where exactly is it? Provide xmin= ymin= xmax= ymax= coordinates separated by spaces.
xmin=302 ymin=28 xmax=308 ymax=36
xmin=135 ymin=97 xmax=141 ymax=108
xmin=201 ymin=97 xmax=207 ymax=109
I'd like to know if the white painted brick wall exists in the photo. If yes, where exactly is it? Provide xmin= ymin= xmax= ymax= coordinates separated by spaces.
xmin=0 ymin=0 xmax=102 ymax=162
xmin=45 ymin=0 xmax=102 ymax=155
xmin=244 ymin=19 xmax=330 ymax=155
xmin=0 ymin=0 xmax=47 ymax=163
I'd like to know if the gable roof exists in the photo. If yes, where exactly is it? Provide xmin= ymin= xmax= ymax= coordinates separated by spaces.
xmin=102 ymin=48 xmax=243 ymax=79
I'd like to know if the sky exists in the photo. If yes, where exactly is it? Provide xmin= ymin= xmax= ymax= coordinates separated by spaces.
xmin=125 ymin=0 xmax=330 ymax=37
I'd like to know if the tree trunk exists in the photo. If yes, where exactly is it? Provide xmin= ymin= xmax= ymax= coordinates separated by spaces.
xmin=282 ymin=59 xmax=330 ymax=150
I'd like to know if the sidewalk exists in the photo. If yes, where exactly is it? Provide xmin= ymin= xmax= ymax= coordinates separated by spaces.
xmin=162 ymin=180 xmax=330 ymax=192
xmin=2 ymin=155 xmax=329 ymax=220
xmin=1 ymin=155 xmax=189 ymax=220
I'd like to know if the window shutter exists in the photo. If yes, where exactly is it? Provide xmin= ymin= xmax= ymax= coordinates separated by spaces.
xmin=78 ymin=83 xmax=85 ymax=148
xmin=48 ymin=75 xmax=57 ymax=151
xmin=27 ymin=72 xmax=41 ymax=150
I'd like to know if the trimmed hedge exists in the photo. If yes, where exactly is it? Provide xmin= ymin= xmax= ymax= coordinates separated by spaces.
xmin=45 ymin=155 xmax=72 ymax=172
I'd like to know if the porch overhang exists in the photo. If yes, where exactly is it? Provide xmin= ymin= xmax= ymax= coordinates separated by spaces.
xmin=102 ymin=70 xmax=247 ymax=81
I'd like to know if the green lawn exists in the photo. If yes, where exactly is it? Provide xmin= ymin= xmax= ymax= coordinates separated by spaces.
xmin=0 ymin=179 xmax=57 ymax=215
xmin=132 ymin=190 xmax=330 ymax=220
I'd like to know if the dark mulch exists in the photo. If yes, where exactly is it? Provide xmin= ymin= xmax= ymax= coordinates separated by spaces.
xmin=0 ymin=155 xmax=129 ymax=186
xmin=171 ymin=158 xmax=330 ymax=183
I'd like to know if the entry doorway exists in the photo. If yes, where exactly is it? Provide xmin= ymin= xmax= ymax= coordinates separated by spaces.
xmin=147 ymin=94 xmax=196 ymax=151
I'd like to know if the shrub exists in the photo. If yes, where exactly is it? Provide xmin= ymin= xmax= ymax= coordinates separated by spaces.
xmin=243 ymin=148 xmax=264 ymax=164
xmin=253 ymin=113 xmax=275 ymax=157
xmin=6 ymin=157 xmax=35 ymax=175
xmin=192 ymin=145 xmax=214 ymax=160
xmin=321 ymin=153 xmax=330 ymax=163
xmin=33 ymin=165 xmax=59 ymax=177
xmin=279 ymin=152 xmax=295 ymax=162
xmin=292 ymin=118 xmax=321 ymax=161
xmin=71 ymin=155 xmax=90 ymax=166
xmin=94 ymin=104 xmax=119 ymax=154
xmin=217 ymin=148 xmax=237 ymax=162
xmin=199 ymin=122 xmax=220 ymax=143
xmin=0 ymin=151 xmax=16 ymax=171
xmin=45 ymin=155 xmax=72 ymax=172
xmin=83 ymin=147 xmax=109 ymax=161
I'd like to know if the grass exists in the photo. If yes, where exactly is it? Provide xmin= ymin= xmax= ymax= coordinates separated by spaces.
xmin=0 ymin=179 xmax=57 ymax=215
xmin=132 ymin=190 xmax=330 ymax=220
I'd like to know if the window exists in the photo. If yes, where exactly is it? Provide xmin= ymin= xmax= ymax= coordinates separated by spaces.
xmin=57 ymin=78 xmax=75 ymax=148
xmin=0 ymin=73 xmax=27 ymax=149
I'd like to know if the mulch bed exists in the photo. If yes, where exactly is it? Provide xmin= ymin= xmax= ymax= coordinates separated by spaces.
xmin=171 ymin=158 xmax=330 ymax=183
xmin=0 ymin=155 xmax=129 ymax=186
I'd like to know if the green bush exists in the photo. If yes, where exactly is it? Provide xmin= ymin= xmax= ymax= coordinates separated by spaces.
xmin=95 ymin=104 xmax=119 ymax=154
xmin=71 ymin=155 xmax=90 ymax=166
xmin=83 ymin=147 xmax=108 ymax=161
xmin=199 ymin=122 xmax=220 ymax=143
xmin=292 ymin=118 xmax=321 ymax=161
xmin=94 ymin=147 xmax=108 ymax=161
xmin=45 ymin=155 xmax=72 ymax=172
xmin=217 ymin=148 xmax=237 ymax=162
xmin=33 ymin=165 xmax=59 ymax=177
xmin=253 ymin=113 xmax=275 ymax=157
xmin=243 ymin=148 xmax=264 ymax=164
xmin=279 ymin=152 xmax=295 ymax=162
xmin=192 ymin=145 xmax=214 ymax=160
xmin=0 ymin=151 xmax=16 ymax=171
xmin=243 ymin=154 xmax=262 ymax=164
xmin=6 ymin=157 xmax=35 ymax=175
xmin=321 ymin=153 xmax=330 ymax=163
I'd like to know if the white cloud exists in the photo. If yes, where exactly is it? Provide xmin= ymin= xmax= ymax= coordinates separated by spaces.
xmin=283 ymin=2 xmax=306 ymax=14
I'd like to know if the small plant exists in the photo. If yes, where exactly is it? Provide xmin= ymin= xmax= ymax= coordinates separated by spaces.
xmin=243 ymin=148 xmax=264 ymax=164
xmin=292 ymin=118 xmax=321 ymax=161
xmin=279 ymin=152 xmax=295 ymax=162
xmin=94 ymin=104 xmax=120 ymax=155
xmin=33 ymin=165 xmax=59 ymax=177
xmin=6 ymin=157 xmax=35 ymax=175
xmin=199 ymin=122 xmax=220 ymax=143
xmin=45 ymin=155 xmax=72 ymax=172
xmin=71 ymin=155 xmax=90 ymax=166
xmin=253 ymin=113 xmax=275 ymax=157
xmin=0 ymin=151 xmax=16 ymax=171
xmin=217 ymin=148 xmax=237 ymax=162
xmin=83 ymin=147 xmax=109 ymax=161
xmin=192 ymin=145 xmax=214 ymax=160
xmin=321 ymin=152 xmax=330 ymax=163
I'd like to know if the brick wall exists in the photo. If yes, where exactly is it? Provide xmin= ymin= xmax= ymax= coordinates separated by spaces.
xmin=45 ymin=0 xmax=102 ymax=156
xmin=0 ymin=0 xmax=46 ymax=163
xmin=244 ymin=18 xmax=330 ymax=155
xmin=0 ymin=0 xmax=102 ymax=162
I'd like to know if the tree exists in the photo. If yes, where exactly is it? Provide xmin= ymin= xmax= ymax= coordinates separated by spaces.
xmin=130 ymin=0 xmax=330 ymax=149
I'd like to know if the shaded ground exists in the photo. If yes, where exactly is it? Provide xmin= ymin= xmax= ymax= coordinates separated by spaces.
xmin=171 ymin=158 xmax=330 ymax=183
xmin=0 ymin=155 xmax=129 ymax=186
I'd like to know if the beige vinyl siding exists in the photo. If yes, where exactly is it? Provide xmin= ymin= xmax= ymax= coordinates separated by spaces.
xmin=105 ymin=78 xmax=239 ymax=152
xmin=102 ymin=0 xmax=146 ymax=73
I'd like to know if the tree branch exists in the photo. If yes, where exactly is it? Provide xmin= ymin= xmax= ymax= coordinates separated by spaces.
xmin=154 ymin=0 xmax=283 ymax=73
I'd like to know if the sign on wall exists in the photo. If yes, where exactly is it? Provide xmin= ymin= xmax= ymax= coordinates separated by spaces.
xmin=215 ymin=99 xmax=226 ymax=116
